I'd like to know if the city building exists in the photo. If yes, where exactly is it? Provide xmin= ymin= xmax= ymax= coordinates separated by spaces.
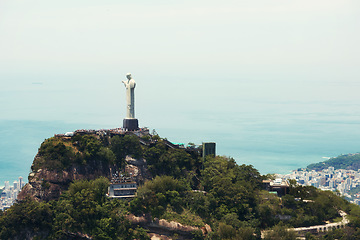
xmin=1 ymin=177 xmax=25 ymax=211
xmin=278 ymin=167 xmax=360 ymax=205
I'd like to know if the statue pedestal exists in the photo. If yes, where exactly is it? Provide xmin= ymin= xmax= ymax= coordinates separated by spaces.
xmin=123 ymin=118 xmax=139 ymax=131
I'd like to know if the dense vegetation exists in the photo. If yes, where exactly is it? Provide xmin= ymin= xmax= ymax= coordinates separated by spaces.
xmin=32 ymin=134 xmax=143 ymax=172
xmin=2 ymin=132 xmax=360 ymax=239
xmin=307 ymin=153 xmax=360 ymax=171
xmin=0 ymin=177 xmax=149 ymax=240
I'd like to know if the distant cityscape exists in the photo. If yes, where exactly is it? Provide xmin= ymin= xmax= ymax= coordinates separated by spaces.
xmin=0 ymin=177 xmax=25 ymax=211
xmin=279 ymin=167 xmax=360 ymax=205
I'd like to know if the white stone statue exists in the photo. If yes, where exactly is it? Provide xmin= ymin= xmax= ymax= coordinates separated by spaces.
xmin=122 ymin=73 xmax=136 ymax=119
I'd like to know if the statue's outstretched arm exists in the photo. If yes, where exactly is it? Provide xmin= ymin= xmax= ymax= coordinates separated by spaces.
xmin=122 ymin=80 xmax=127 ymax=87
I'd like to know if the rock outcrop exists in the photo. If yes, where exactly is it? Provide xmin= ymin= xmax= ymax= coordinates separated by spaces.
xmin=18 ymin=153 xmax=113 ymax=202
xmin=126 ymin=214 xmax=212 ymax=239
xmin=18 ymin=131 xmax=152 ymax=202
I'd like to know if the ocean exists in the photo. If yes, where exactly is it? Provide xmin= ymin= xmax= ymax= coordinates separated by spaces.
xmin=2 ymin=101 xmax=360 ymax=186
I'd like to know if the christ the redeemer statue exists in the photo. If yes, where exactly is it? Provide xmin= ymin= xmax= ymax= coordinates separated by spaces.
xmin=122 ymin=73 xmax=136 ymax=119
xmin=122 ymin=73 xmax=139 ymax=131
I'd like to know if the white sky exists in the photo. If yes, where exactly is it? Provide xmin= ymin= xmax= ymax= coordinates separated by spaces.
xmin=1 ymin=0 xmax=360 ymax=174
xmin=0 ymin=0 xmax=360 ymax=127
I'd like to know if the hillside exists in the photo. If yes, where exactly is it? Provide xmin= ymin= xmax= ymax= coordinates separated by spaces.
xmin=18 ymin=130 xmax=150 ymax=201
xmin=2 ymin=129 xmax=360 ymax=239
xmin=307 ymin=153 xmax=360 ymax=171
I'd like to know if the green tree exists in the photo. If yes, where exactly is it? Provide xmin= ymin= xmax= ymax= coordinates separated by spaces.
xmin=34 ymin=137 xmax=77 ymax=171
xmin=263 ymin=224 xmax=297 ymax=240
xmin=201 ymin=156 xmax=259 ymax=221
xmin=0 ymin=197 xmax=53 ymax=239
xmin=50 ymin=178 xmax=143 ymax=239
xmin=111 ymin=135 xmax=143 ymax=167
xmin=131 ymin=176 xmax=189 ymax=217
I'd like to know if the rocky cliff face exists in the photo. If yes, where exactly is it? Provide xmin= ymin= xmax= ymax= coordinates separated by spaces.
xmin=18 ymin=153 xmax=113 ymax=202
xmin=18 ymin=132 xmax=151 ymax=202
xmin=127 ymin=214 xmax=212 ymax=240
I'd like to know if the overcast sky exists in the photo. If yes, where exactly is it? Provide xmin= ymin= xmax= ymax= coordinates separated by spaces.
xmin=1 ymin=1 xmax=360 ymax=175
xmin=1 ymin=0 xmax=359 ymax=127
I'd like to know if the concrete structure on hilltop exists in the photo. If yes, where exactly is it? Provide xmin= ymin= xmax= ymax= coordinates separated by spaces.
xmin=108 ymin=181 xmax=137 ymax=198
xmin=202 ymin=142 xmax=216 ymax=160
xmin=263 ymin=178 xmax=290 ymax=197
xmin=108 ymin=170 xmax=138 ymax=199
xmin=122 ymin=73 xmax=139 ymax=131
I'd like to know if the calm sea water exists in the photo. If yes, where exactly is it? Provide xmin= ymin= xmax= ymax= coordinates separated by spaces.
xmin=2 ymin=102 xmax=360 ymax=186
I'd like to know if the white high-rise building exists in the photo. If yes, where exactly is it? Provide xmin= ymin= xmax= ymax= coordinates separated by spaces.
xmin=13 ymin=191 xmax=18 ymax=200
xmin=13 ymin=181 xmax=18 ymax=191
xmin=345 ymin=178 xmax=352 ymax=191
xmin=4 ymin=181 xmax=9 ymax=190
xmin=337 ymin=182 xmax=346 ymax=195
xmin=329 ymin=179 xmax=335 ymax=188
xmin=18 ymin=177 xmax=23 ymax=189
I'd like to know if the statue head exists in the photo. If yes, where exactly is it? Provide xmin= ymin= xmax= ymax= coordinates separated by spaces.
xmin=126 ymin=73 xmax=132 ymax=80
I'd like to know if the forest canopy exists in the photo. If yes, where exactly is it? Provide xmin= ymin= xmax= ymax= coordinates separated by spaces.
xmin=2 ymin=132 xmax=360 ymax=239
